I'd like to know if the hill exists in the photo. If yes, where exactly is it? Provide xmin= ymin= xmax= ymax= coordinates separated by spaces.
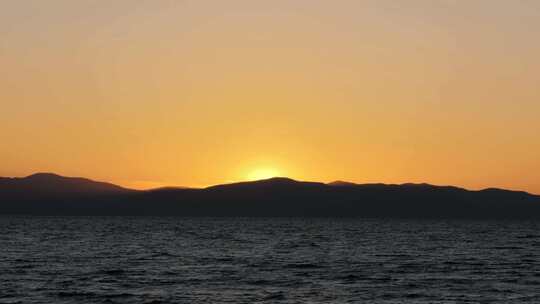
xmin=1 ymin=174 xmax=540 ymax=219
xmin=0 ymin=173 xmax=134 ymax=200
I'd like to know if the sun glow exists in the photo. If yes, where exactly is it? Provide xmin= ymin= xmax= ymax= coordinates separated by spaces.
xmin=246 ymin=168 xmax=281 ymax=181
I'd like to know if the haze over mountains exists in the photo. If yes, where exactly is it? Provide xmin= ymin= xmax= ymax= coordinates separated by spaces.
xmin=1 ymin=173 xmax=540 ymax=219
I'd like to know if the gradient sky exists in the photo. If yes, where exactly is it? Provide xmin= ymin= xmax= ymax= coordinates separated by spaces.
xmin=1 ymin=0 xmax=539 ymax=192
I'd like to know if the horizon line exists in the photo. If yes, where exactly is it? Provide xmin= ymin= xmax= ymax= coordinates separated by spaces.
xmin=2 ymin=172 xmax=537 ymax=196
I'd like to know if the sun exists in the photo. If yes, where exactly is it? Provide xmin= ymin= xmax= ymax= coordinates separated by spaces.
xmin=245 ymin=168 xmax=281 ymax=181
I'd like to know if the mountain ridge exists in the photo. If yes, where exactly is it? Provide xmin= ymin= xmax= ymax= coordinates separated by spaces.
xmin=0 ymin=172 xmax=135 ymax=198
xmin=1 ymin=173 xmax=539 ymax=218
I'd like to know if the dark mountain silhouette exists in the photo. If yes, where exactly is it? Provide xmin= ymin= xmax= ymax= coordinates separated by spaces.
xmin=0 ymin=173 xmax=134 ymax=200
xmin=1 ymin=174 xmax=540 ymax=219
xmin=327 ymin=180 xmax=359 ymax=187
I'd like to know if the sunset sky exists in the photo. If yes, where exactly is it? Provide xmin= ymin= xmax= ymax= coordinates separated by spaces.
xmin=1 ymin=1 xmax=539 ymax=192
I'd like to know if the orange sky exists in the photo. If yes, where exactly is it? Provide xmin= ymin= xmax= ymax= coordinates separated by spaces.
xmin=1 ymin=1 xmax=539 ymax=193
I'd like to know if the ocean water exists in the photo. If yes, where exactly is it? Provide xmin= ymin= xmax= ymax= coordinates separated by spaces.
xmin=1 ymin=217 xmax=540 ymax=303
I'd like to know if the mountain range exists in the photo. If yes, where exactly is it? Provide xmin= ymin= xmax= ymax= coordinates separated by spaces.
xmin=1 ymin=173 xmax=540 ymax=219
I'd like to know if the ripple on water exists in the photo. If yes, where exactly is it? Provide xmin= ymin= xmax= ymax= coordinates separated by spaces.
xmin=1 ymin=217 xmax=540 ymax=303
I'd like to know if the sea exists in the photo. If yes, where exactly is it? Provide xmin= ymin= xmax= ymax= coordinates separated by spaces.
xmin=1 ymin=217 xmax=540 ymax=303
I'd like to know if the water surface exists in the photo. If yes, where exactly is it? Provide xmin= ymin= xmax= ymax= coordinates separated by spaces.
xmin=1 ymin=217 xmax=539 ymax=303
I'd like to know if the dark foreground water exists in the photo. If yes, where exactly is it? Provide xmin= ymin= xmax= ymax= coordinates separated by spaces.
xmin=1 ymin=217 xmax=540 ymax=303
